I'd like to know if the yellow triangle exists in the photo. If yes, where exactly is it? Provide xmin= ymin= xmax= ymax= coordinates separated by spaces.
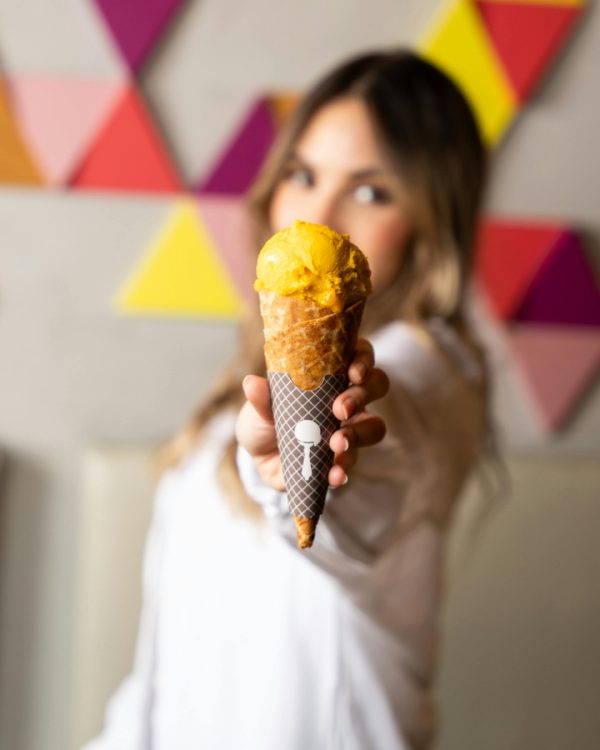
xmin=419 ymin=0 xmax=518 ymax=146
xmin=116 ymin=200 xmax=242 ymax=319
xmin=0 ymin=78 xmax=44 ymax=185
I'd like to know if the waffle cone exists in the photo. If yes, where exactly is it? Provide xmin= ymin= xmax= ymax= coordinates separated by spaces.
xmin=259 ymin=290 xmax=366 ymax=549
xmin=294 ymin=516 xmax=317 ymax=549
xmin=259 ymin=290 xmax=365 ymax=390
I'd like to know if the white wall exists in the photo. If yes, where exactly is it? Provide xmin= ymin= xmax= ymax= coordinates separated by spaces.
xmin=0 ymin=1 xmax=599 ymax=748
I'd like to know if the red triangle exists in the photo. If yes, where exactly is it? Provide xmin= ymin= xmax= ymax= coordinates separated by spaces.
xmin=71 ymin=86 xmax=183 ymax=193
xmin=474 ymin=220 xmax=565 ymax=320
xmin=508 ymin=324 xmax=600 ymax=431
xmin=476 ymin=1 xmax=583 ymax=102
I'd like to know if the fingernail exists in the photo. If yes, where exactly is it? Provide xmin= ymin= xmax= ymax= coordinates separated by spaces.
xmin=342 ymin=397 xmax=355 ymax=420
xmin=354 ymin=362 xmax=367 ymax=382
xmin=342 ymin=473 xmax=349 ymax=485
xmin=242 ymin=375 xmax=250 ymax=390
xmin=342 ymin=437 xmax=350 ymax=452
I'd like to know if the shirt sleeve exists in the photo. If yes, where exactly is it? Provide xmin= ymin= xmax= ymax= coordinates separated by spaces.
xmin=81 ymin=473 xmax=173 ymax=750
xmin=236 ymin=443 xmax=290 ymax=519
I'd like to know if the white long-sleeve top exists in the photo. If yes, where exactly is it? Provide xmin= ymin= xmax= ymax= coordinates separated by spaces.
xmin=83 ymin=318 xmax=486 ymax=750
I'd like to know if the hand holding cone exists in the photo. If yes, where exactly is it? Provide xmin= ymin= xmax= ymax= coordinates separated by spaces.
xmin=254 ymin=221 xmax=372 ymax=548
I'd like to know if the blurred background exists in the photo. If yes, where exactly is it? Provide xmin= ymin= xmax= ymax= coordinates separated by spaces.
xmin=1 ymin=1 xmax=599 ymax=749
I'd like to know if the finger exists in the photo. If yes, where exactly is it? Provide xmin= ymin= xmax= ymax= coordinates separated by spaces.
xmin=328 ymin=464 xmax=349 ymax=488
xmin=348 ymin=338 xmax=375 ymax=385
xmin=333 ymin=368 xmax=390 ymax=421
xmin=327 ymin=414 xmax=387 ymax=488
xmin=329 ymin=428 xmax=351 ymax=455
xmin=241 ymin=375 xmax=273 ymax=423
xmin=329 ymin=429 xmax=359 ymax=474
xmin=330 ymin=412 xmax=387 ymax=450
xmin=332 ymin=447 xmax=358 ymax=474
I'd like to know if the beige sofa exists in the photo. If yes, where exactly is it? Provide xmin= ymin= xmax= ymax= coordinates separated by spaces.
xmin=70 ymin=445 xmax=157 ymax=750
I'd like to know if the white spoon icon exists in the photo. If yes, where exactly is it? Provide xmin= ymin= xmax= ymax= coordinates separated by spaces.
xmin=294 ymin=420 xmax=321 ymax=481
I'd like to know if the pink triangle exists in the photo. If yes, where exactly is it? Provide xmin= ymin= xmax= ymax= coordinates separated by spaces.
xmin=509 ymin=325 xmax=600 ymax=431
xmin=197 ymin=195 xmax=257 ymax=304
xmin=196 ymin=98 xmax=278 ymax=195
xmin=7 ymin=76 xmax=124 ymax=185
xmin=516 ymin=232 xmax=600 ymax=327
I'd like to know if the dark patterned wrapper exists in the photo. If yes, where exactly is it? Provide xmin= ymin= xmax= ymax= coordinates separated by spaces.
xmin=268 ymin=371 xmax=348 ymax=520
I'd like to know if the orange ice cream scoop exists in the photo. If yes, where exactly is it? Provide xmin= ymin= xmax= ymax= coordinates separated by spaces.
xmin=254 ymin=220 xmax=371 ymax=313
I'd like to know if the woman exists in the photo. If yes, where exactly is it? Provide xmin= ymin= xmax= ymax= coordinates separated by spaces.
xmin=86 ymin=49 xmax=489 ymax=750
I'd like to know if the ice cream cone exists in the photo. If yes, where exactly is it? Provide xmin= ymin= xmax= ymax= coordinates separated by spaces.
xmin=254 ymin=221 xmax=371 ymax=548
xmin=260 ymin=290 xmax=365 ymax=547
xmin=259 ymin=291 xmax=365 ymax=390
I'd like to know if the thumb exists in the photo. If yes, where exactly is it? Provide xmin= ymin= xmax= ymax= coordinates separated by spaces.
xmin=242 ymin=375 xmax=273 ymax=423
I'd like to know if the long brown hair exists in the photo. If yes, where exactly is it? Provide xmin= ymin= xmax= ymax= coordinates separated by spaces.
xmin=154 ymin=49 xmax=491 ymax=522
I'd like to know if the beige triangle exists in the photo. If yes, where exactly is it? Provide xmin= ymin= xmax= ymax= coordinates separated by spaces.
xmin=116 ymin=200 xmax=242 ymax=319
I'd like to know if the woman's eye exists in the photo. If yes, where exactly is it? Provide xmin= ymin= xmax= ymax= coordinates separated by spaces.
xmin=353 ymin=184 xmax=391 ymax=205
xmin=285 ymin=168 xmax=313 ymax=188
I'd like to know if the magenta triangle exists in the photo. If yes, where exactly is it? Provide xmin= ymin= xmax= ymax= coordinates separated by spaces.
xmin=516 ymin=232 xmax=600 ymax=327
xmin=197 ymin=98 xmax=277 ymax=195
xmin=93 ymin=0 xmax=184 ymax=73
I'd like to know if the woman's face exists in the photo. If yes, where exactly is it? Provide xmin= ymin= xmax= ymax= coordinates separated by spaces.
xmin=269 ymin=97 xmax=414 ymax=294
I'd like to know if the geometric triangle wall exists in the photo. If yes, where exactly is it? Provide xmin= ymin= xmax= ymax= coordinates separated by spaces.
xmin=7 ymin=76 xmax=124 ymax=185
xmin=0 ymin=0 xmax=595 ymax=435
xmin=508 ymin=325 xmax=600 ymax=431
xmin=477 ymin=223 xmax=600 ymax=329
xmin=116 ymin=201 xmax=242 ymax=319
xmin=71 ymin=86 xmax=183 ymax=193
xmin=516 ymin=232 xmax=600 ymax=327
xmin=0 ymin=78 xmax=44 ymax=186
xmin=474 ymin=221 xmax=563 ymax=320
xmin=91 ymin=0 xmax=185 ymax=74
xmin=475 ymin=0 xmax=584 ymax=102
xmin=197 ymin=195 xmax=257 ymax=304
xmin=476 ymin=219 xmax=600 ymax=432
xmin=420 ymin=0 xmax=586 ymax=144
xmin=196 ymin=98 xmax=279 ymax=195
xmin=420 ymin=0 xmax=518 ymax=145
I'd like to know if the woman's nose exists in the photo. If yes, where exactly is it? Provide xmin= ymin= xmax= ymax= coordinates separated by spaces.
xmin=299 ymin=197 xmax=343 ymax=234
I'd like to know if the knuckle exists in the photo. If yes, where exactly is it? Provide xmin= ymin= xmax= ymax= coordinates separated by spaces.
xmin=357 ymin=337 xmax=375 ymax=358
xmin=373 ymin=368 xmax=390 ymax=395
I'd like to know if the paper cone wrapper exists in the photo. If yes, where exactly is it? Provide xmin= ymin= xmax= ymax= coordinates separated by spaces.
xmin=260 ymin=291 xmax=365 ymax=548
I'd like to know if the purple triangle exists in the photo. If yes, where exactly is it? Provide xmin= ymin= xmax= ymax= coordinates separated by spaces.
xmin=197 ymin=98 xmax=277 ymax=195
xmin=93 ymin=0 xmax=184 ymax=73
xmin=516 ymin=232 xmax=600 ymax=327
